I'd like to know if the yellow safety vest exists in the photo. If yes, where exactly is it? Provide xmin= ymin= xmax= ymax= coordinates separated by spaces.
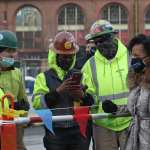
xmin=82 ymin=40 xmax=131 ymax=131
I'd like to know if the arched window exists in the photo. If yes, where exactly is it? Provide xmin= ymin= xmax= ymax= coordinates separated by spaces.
xmin=101 ymin=3 xmax=128 ymax=43
xmin=16 ymin=6 xmax=42 ymax=49
xmin=144 ymin=7 xmax=150 ymax=35
xmin=58 ymin=4 xmax=84 ymax=26
xmin=102 ymin=4 xmax=128 ymax=24
xmin=58 ymin=4 xmax=85 ymax=45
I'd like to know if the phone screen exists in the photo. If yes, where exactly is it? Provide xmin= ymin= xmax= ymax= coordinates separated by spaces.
xmin=71 ymin=72 xmax=82 ymax=85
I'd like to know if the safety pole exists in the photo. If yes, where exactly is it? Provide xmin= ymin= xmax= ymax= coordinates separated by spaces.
xmin=0 ymin=113 xmax=131 ymax=125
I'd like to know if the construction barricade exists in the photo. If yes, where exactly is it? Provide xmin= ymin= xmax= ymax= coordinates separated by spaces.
xmin=0 ymin=93 xmax=130 ymax=150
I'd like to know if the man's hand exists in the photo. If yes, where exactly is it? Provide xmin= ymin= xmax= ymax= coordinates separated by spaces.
xmin=102 ymin=100 xmax=118 ymax=113
xmin=56 ymin=78 xmax=76 ymax=93
xmin=69 ymin=85 xmax=84 ymax=100
xmin=56 ymin=78 xmax=84 ymax=99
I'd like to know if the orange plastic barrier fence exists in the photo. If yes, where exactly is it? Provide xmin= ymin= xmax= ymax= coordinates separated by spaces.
xmin=0 ymin=124 xmax=17 ymax=150
xmin=0 ymin=93 xmax=17 ymax=150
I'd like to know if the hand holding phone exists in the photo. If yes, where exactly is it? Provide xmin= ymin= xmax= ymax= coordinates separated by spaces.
xmin=71 ymin=72 xmax=82 ymax=85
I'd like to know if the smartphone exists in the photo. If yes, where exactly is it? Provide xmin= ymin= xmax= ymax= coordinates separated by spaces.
xmin=71 ymin=72 xmax=82 ymax=85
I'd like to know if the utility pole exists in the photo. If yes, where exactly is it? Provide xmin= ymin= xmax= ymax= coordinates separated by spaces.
xmin=133 ymin=0 xmax=139 ymax=36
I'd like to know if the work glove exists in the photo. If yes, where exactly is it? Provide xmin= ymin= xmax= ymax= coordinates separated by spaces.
xmin=14 ymin=100 xmax=30 ymax=111
xmin=102 ymin=100 xmax=118 ymax=113
xmin=82 ymin=93 xmax=94 ymax=106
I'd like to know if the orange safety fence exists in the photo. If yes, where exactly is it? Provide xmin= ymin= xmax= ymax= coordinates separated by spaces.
xmin=0 ymin=93 xmax=16 ymax=150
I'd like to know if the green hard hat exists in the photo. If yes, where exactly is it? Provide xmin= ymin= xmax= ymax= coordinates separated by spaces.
xmin=0 ymin=30 xmax=18 ymax=49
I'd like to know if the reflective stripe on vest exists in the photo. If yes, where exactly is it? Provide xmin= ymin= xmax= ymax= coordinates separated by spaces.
xmin=89 ymin=56 xmax=99 ymax=99
xmin=89 ymin=56 xmax=128 ymax=102
xmin=99 ymin=92 xmax=129 ymax=102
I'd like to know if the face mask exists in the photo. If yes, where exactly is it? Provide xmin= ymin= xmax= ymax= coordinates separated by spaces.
xmin=0 ymin=57 xmax=15 ymax=68
xmin=96 ymin=41 xmax=117 ymax=59
xmin=57 ymin=55 xmax=74 ymax=71
xmin=94 ymin=34 xmax=117 ymax=60
xmin=131 ymin=58 xmax=145 ymax=73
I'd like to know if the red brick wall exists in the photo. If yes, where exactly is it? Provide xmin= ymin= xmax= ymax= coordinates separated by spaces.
xmin=0 ymin=0 xmax=150 ymax=52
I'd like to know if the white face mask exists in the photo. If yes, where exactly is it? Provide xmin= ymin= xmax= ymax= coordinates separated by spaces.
xmin=0 ymin=57 xmax=15 ymax=67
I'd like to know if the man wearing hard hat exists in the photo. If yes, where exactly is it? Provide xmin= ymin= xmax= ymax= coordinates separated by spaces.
xmin=82 ymin=20 xmax=131 ymax=150
xmin=33 ymin=31 xmax=93 ymax=150
xmin=0 ymin=30 xmax=29 ymax=150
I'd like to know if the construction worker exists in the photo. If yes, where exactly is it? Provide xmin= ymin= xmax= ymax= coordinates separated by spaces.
xmin=0 ymin=30 xmax=29 ymax=150
xmin=33 ymin=31 xmax=93 ymax=150
xmin=82 ymin=20 xmax=131 ymax=150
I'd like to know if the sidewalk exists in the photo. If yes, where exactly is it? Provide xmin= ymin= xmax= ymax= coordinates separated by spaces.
xmin=24 ymin=126 xmax=45 ymax=150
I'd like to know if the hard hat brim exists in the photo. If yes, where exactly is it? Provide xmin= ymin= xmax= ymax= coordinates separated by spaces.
xmin=0 ymin=44 xmax=17 ymax=49
xmin=50 ymin=43 xmax=79 ymax=54
xmin=85 ymin=34 xmax=92 ymax=41
xmin=88 ymin=30 xmax=118 ymax=41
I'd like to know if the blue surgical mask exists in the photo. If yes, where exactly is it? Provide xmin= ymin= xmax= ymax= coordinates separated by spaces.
xmin=131 ymin=58 xmax=145 ymax=73
xmin=0 ymin=57 xmax=15 ymax=67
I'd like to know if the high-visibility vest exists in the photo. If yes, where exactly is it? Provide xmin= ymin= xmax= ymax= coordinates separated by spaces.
xmin=82 ymin=40 xmax=131 ymax=131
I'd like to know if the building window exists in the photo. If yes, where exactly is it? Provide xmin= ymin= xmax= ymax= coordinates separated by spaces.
xmin=58 ymin=4 xmax=84 ymax=31
xmin=145 ymin=8 xmax=150 ymax=24
xmin=16 ymin=6 xmax=42 ymax=49
xmin=101 ymin=3 xmax=128 ymax=44
xmin=101 ymin=4 xmax=128 ymax=24
xmin=144 ymin=7 xmax=150 ymax=34
xmin=58 ymin=4 xmax=85 ymax=45
xmin=58 ymin=4 xmax=84 ymax=25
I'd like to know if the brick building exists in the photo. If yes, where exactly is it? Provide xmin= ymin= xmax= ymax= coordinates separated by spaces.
xmin=0 ymin=0 xmax=150 ymax=76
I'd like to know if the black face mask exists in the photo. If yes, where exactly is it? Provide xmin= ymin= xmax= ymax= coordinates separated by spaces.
xmin=56 ymin=54 xmax=74 ymax=71
xmin=131 ymin=58 xmax=145 ymax=73
xmin=94 ymin=34 xmax=117 ymax=60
